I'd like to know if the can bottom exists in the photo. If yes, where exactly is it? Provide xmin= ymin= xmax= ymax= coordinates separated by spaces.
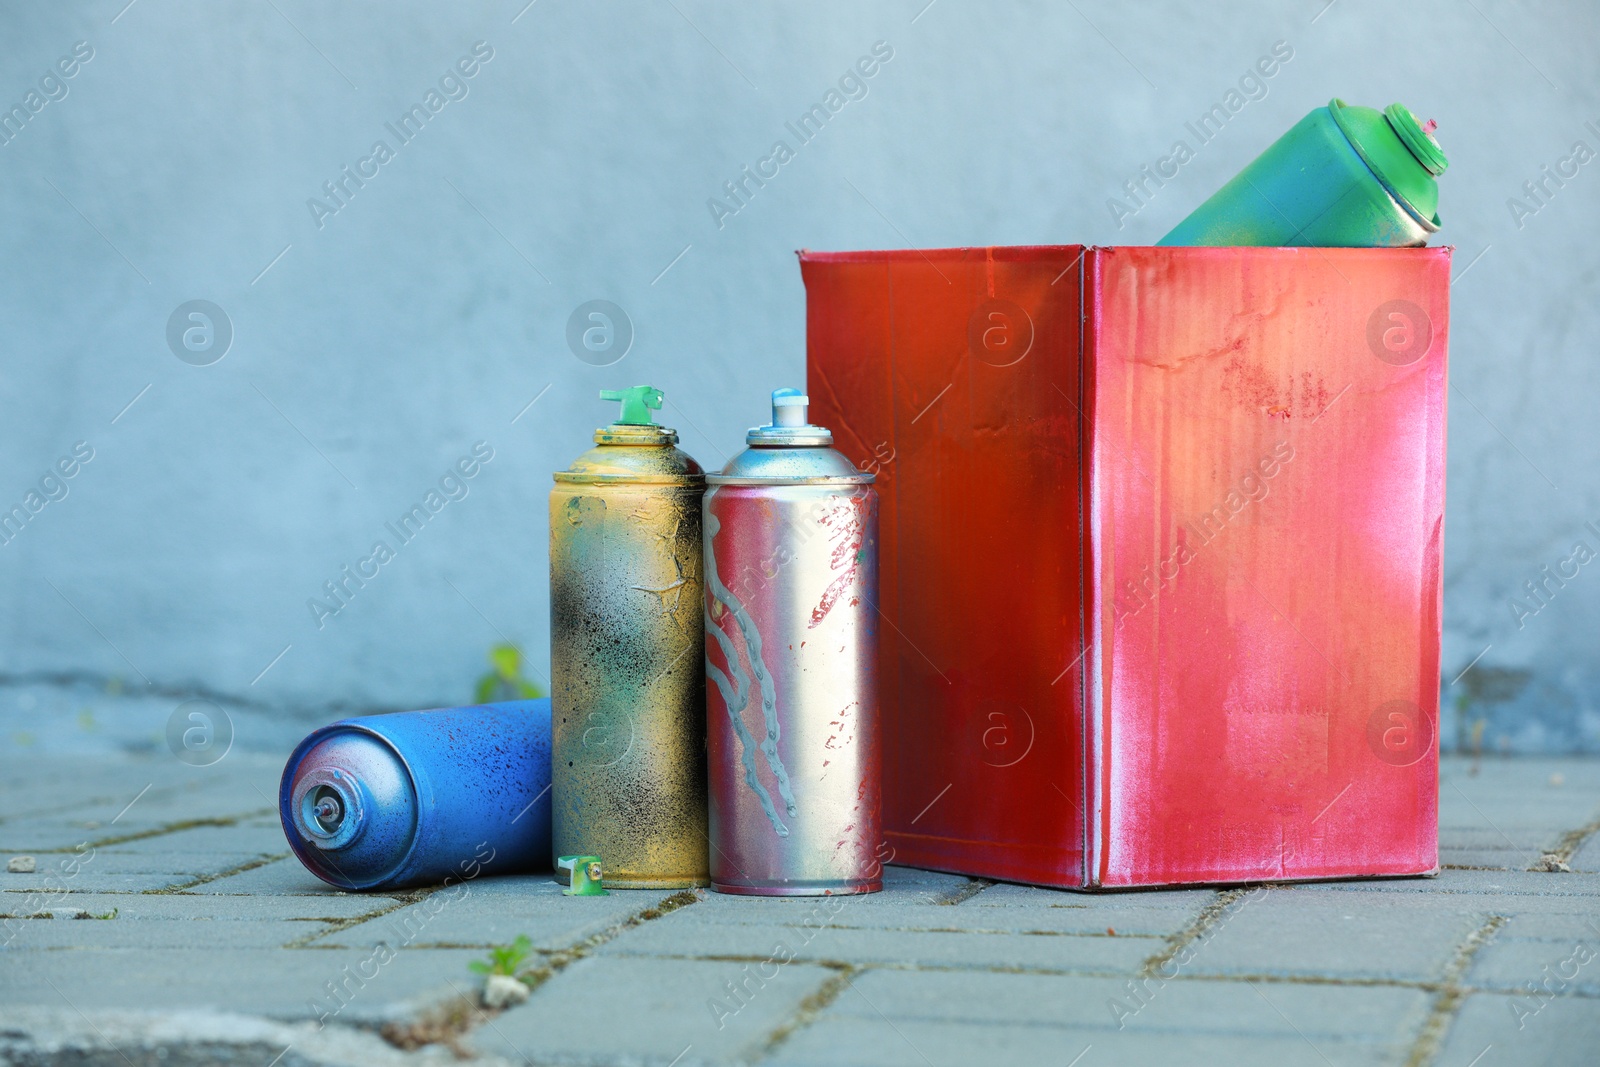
xmin=550 ymin=873 xmax=710 ymax=890
xmin=712 ymin=879 xmax=882 ymax=897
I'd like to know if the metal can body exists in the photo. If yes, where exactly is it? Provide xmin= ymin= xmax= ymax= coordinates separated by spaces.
xmin=550 ymin=412 xmax=708 ymax=888
xmin=704 ymin=391 xmax=880 ymax=895
xmin=279 ymin=700 xmax=552 ymax=891
xmin=1159 ymin=100 xmax=1445 ymax=248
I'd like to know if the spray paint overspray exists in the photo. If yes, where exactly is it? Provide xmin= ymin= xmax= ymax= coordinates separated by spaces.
xmin=705 ymin=388 xmax=881 ymax=896
xmin=550 ymin=386 xmax=709 ymax=888
xmin=279 ymin=700 xmax=552 ymax=891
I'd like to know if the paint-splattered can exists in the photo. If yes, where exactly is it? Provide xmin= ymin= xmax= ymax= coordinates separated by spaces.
xmin=705 ymin=388 xmax=880 ymax=895
xmin=1160 ymin=99 xmax=1448 ymax=247
xmin=550 ymin=386 xmax=709 ymax=888
xmin=279 ymin=699 xmax=552 ymax=891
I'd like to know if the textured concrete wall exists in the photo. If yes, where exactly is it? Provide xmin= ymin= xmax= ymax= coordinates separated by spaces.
xmin=2 ymin=1 xmax=1596 ymax=750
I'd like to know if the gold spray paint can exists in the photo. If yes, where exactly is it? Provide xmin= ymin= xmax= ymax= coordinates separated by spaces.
xmin=550 ymin=386 xmax=709 ymax=888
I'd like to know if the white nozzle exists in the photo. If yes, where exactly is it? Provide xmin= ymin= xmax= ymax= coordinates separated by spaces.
xmin=771 ymin=388 xmax=809 ymax=427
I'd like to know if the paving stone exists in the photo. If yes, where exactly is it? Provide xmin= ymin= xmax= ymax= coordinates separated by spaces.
xmin=1467 ymin=934 xmax=1600 ymax=996
xmin=1441 ymin=848 xmax=1544 ymax=870
xmin=3 ymin=867 xmax=174 ymax=893
xmin=1569 ymin=831 xmax=1600 ymax=873
xmin=0 ymin=778 xmax=155 ymax=821
xmin=1181 ymin=887 xmax=1484 ymax=981
xmin=0 ymin=946 xmax=485 ymax=1024
xmin=0 ymin=822 xmax=129 ymax=852
xmin=4 ymin=890 xmax=399 ymax=924
xmin=0 ymin=761 xmax=282 ymax=842
xmin=1439 ymin=823 xmax=1552 ymax=844
xmin=1444 ymin=758 xmax=1600 ymax=787
xmin=0 ymin=817 xmax=202 ymax=852
xmin=859 ymin=864 xmax=975 ymax=902
xmin=0 ymin=1005 xmax=448 ymax=1067
xmin=0 ymin=758 xmax=182 ymax=809
xmin=807 ymin=967 xmax=1429 ymax=1037
xmin=766 ymin=1014 xmax=1390 ymax=1067
xmin=1 ymin=915 xmax=322 ymax=949
xmin=1 ymin=750 xmax=1597 ymax=1063
xmin=597 ymin=908 xmax=1153 ymax=973
xmin=649 ymin=869 xmax=978 ymax=929
xmin=1272 ymin=891 xmax=1600 ymax=933
xmin=1 ymin=823 xmax=282 ymax=857
xmin=1439 ymin=784 xmax=1600 ymax=814
xmin=1495 ymin=911 xmax=1600 ymax=940
xmin=1433 ymin=992 xmax=1600 ymax=1067
xmin=1438 ymin=824 xmax=1558 ymax=849
xmin=184 ymin=855 xmax=357 ymax=896
xmin=1317 ymin=869 xmax=1600 ymax=897
xmin=102 ymin=821 xmax=290 ymax=856
xmin=683 ymin=893 xmax=1195 ymax=937
xmin=471 ymin=954 xmax=838 ymax=1066
xmin=310 ymin=875 xmax=673 ymax=951
xmin=0 ymin=848 xmax=271 ymax=893
xmin=1440 ymin=792 xmax=1589 ymax=815
xmin=969 ymin=882 xmax=1219 ymax=911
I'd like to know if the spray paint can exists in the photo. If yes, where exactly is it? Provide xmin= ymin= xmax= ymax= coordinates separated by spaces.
xmin=1159 ymin=99 xmax=1448 ymax=247
xmin=550 ymin=386 xmax=709 ymax=888
xmin=279 ymin=699 xmax=552 ymax=891
xmin=705 ymin=388 xmax=881 ymax=896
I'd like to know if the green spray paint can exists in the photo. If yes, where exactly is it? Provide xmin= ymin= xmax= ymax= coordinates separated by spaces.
xmin=1159 ymin=99 xmax=1448 ymax=247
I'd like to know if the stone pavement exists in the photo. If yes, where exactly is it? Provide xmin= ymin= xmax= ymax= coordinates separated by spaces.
xmin=2 ymin=752 xmax=1598 ymax=1067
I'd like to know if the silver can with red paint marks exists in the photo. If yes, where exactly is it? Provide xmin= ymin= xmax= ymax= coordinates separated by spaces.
xmin=704 ymin=388 xmax=881 ymax=895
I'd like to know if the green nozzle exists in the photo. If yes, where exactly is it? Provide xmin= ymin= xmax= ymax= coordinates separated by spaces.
xmin=557 ymin=854 xmax=608 ymax=896
xmin=600 ymin=386 xmax=664 ymax=426
xmin=1384 ymin=103 xmax=1448 ymax=177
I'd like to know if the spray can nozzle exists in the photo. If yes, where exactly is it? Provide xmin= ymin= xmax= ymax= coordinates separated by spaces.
xmin=312 ymin=791 xmax=343 ymax=830
xmin=294 ymin=767 xmax=366 ymax=850
xmin=600 ymin=386 xmax=664 ymax=426
xmin=557 ymin=854 xmax=609 ymax=896
xmin=771 ymin=388 xmax=809 ymax=427
xmin=745 ymin=387 xmax=831 ymax=447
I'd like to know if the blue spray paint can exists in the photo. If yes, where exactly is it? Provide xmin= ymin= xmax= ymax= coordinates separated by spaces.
xmin=279 ymin=699 xmax=552 ymax=891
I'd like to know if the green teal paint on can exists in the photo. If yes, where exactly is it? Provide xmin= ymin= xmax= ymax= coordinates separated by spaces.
xmin=1159 ymin=99 xmax=1448 ymax=247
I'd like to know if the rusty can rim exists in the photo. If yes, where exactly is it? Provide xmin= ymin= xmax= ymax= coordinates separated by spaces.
xmin=553 ymin=472 xmax=707 ymax=485
xmin=279 ymin=721 xmax=423 ymax=891
xmin=706 ymin=474 xmax=874 ymax=486
xmin=594 ymin=425 xmax=679 ymax=446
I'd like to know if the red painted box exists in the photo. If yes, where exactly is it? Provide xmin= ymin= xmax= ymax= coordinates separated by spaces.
xmin=801 ymin=245 xmax=1448 ymax=888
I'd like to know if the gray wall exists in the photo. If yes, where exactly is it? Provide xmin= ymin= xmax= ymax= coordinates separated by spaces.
xmin=2 ymin=0 xmax=1597 ymax=752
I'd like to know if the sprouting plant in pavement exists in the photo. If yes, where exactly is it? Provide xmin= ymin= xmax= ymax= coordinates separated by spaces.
xmin=468 ymin=934 xmax=537 ymax=984
xmin=474 ymin=644 xmax=544 ymax=704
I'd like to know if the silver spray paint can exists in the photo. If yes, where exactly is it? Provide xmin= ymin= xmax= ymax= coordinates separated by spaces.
xmin=704 ymin=388 xmax=881 ymax=895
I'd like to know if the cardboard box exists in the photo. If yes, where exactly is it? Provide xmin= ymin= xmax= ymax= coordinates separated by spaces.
xmin=800 ymin=245 xmax=1448 ymax=888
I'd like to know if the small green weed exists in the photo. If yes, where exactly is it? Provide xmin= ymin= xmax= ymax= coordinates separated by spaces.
xmin=475 ymin=645 xmax=544 ymax=704
xmin=468 ymin=934 xmax=538 ymax=982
